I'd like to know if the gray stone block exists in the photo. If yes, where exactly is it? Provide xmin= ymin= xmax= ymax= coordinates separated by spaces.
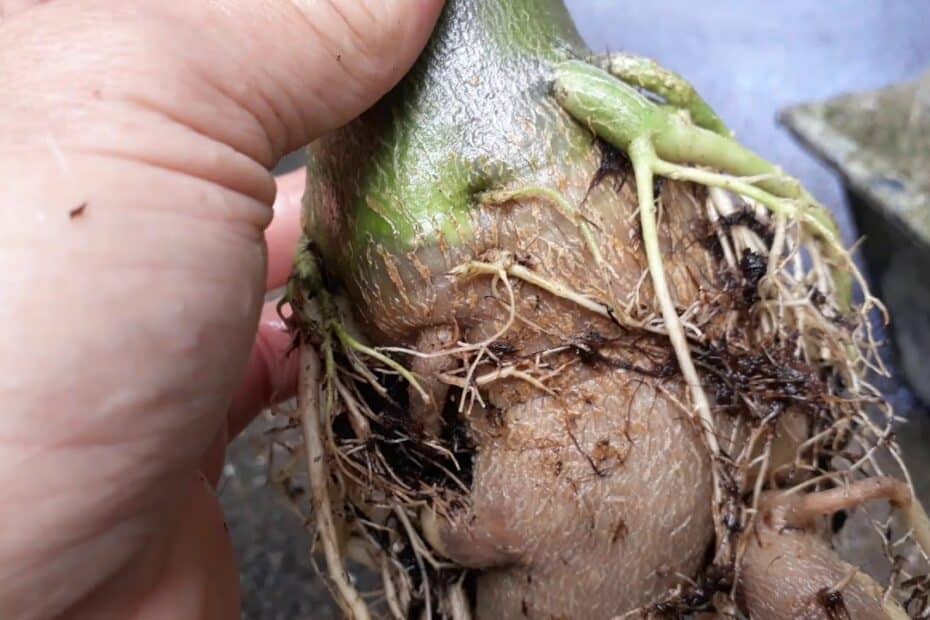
xmin=782 ymin=73 xmax=930 ymax=404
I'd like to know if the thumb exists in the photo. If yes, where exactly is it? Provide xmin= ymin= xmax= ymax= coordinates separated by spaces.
xmin=1 ymin=0 xmax=444 ymax=195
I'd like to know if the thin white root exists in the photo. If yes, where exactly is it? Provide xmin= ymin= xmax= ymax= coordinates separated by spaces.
xmin=904 ymin=497 xmax=930 ymax=559
xmin=299 ymin=344 xmax=371 ymax=620
xmin=479 ymin=185 xmax=605 ymax=265
xmin=334 ymin=324 xmax=431 ymax=403
xmin=381 ymin=555 xmax=407 ymax=620
xmin=648 ymin=156 xmax=859 ymax=301
xmin=651 ymin=158 xmax=836 ymax=238
xmin=448 ymin=579 xmax=473 ymax=620
xmin=630 ymin=137 xmax=725 ymax=539
xmin=438 ymin=365 xmax=557 ymax=396
xmin=782 ymin=477 xmax=909 ymax=529
xmin=394 ymin=507 xmax=433 ymax=618
xmin=884 ymin=600 xmax=910 ymax=620
xmin=451 ymin=252 xmax=651 ymax=333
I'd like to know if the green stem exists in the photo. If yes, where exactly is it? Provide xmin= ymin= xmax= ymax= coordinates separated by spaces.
xmin=600 ymin=52 xmax=732 ymax=137
xmin=650 ymin=159 xmax=833 ymax=239
xmin=652 ymin=120 xmax=803 ymax=199
xmin=553 ymin=59 xmax=852 ymax=307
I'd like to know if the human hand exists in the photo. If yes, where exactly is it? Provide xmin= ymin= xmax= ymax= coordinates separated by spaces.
xmin=0 ymin=1 xmax=443 ymax=618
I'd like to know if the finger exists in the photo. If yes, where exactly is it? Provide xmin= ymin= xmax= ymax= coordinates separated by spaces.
xmin=1 ymin=0 xmax=446 ymax=201
xmin=227 ymin=301 xmax=299 ymax=440
xmin=266 ymin=169 xmax=306 ymax=291
xmin=0 ymin=0 xmax=44 ymax=20
xmin=200 ymin=421 xmax=229 ymax=489
xmin=64 ymin=474 xmax=239 ymax=620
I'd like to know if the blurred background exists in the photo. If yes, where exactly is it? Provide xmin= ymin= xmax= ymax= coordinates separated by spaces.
xmin=230 ymin=2 xmax=930 ymax=617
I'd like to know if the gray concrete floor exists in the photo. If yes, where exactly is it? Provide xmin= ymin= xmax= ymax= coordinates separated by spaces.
xmin=231 ymin=2 xmax=930 ymax=617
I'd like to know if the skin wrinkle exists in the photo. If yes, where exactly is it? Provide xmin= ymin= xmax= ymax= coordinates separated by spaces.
xmin=1 ymin=7 xmax=152 ymax=119
xmin=64 ymin=477 xmax=214 ymax=619
xmin=0 ymin=416 xmax=224 ymax=494
xmin=323 ymin=0 xmax=376 ymax=59
xmin=229 ymin=4 xmax=329 ymax=156
xmin=0 ymin=86 xmax=274 ymax=210
xmin=177 ymin=23 xmax=287 ymax=167
xmin=126 ymin=3 xmax=287 ymax=167
xmin=3 ymin=463 xmax=177 ymax=560
xmin=354 ymin=0 xmax=379 ymax=28
xmin=2 ymin=465 xmax=170 ymax=562
xmin=13 ymin=150 xmax=273 ymax=230
xmin=75 ymin=140 xmax=275 ymax=209
xmin=0 ymin=245 xmax=265 ymax=327
xmin=287 ymin=5 xmax=373 ymax=120
xmin=3 ymin=519 xmax=152 ymax=618
xmin=2 ymin=462 xmax=206 ymax=619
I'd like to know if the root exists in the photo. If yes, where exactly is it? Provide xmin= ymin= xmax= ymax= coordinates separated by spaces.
xmin=299 ymin=343 xmax=371 ymax=620
xmin=650 ymin=157 xmax=854 ymax=303
xmin=479 ymin=185 xmax=605 ymax=266
xmin=446 ymin=578 xmax=472 ymax=620
xmin=768 ymin=476 xmax=930 ymax=556
xmin=381 ymin=555 xmax=407 ymax=619
xmin=439 ymin=365 xmax=557 ymax=396
xmin=630 ymin=136 xmax=727 ymax=549
xmin=333 ymin=323 xmax=430 ymax=404
xmin=553 ymin=57 xmax=930 ymax=616
xmin=450 ymin=250 xmax=652 ymax=334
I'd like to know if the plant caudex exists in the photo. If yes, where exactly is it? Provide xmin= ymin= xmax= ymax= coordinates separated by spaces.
xmin=284 ymin=48 xmax=930 ymax=620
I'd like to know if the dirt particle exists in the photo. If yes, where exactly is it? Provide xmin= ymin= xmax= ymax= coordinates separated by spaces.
xmin=586 ymin=139 xmax=631 ymax=197
xmin=611 ymin=518 xmax=628 ymax=544
xmin=652 ymin=176 xmax=665 ymax=198
xmin=488 ymin=340 xmax=518 ymax=358
xmin=285 ymin=482 xmax=305 ymax=500
xmin=720 ymin=206 xmax=774 ymax=245
xmin=592 ymin=437 xmax=612 ymax=463
xmin=816 ymin=587 xmax=851 ymax=620
xmin=739 ymin=250 xmax=767 ymax=304
xmin=69 ymin=202 xmax=87 ymax=219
